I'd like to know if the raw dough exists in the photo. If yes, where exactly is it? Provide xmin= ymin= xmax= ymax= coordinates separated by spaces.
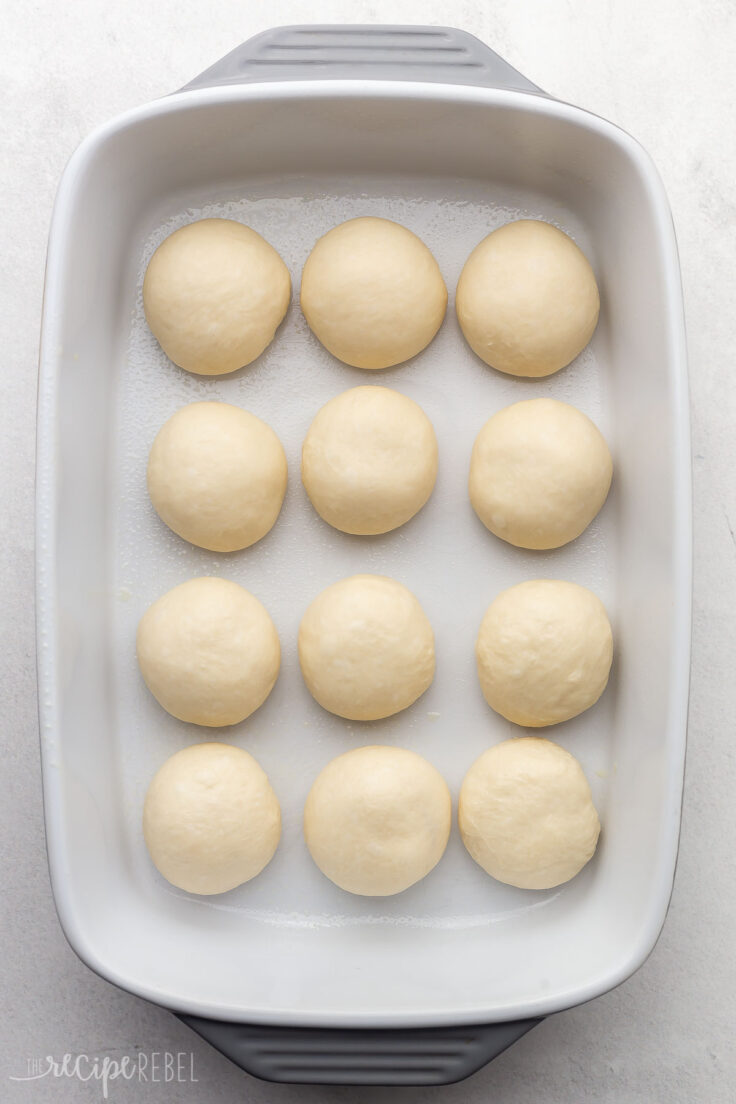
xmin=458 ymin=737 xmax=601 ymax=889
xmin=476 ymin=580 xmax=613 ymax=726
xmin=469 ymin=398 xmax=612 ymax=549
xmin=143 ymin=218 xmax=290 ymax=375
xmin=143 ymin=743 xmax=280 ymax=894
xmin=301 ymin=386 xmax=438 ymax=535
xmin=147 ymin=401 xmax=287 ymax=552
xmin=304 ymin=746 xmax=451 ymax=896
xmin=300 ymin=217 xmax=447 ymax=369
xmin=456 ymin=219 xmax=600 ymax=377
xmin=136 ymin=577 xmax=280 ymax=726
xmin=298 ymin=574 xmax=435 ymax=720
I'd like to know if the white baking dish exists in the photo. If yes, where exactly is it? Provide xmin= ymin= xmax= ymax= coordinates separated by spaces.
xmin=37 ymin=26 xmax=690 ymax=1085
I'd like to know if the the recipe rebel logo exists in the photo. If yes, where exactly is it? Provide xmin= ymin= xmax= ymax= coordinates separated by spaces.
xmin=9 ymin=1050 xmax=198 ymax=1098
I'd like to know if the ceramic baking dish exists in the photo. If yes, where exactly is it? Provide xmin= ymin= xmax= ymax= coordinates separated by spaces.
xmin=36 ymin=25 xmax=691 ymax=1085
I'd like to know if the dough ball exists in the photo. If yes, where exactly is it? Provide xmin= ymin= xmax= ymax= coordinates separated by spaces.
xmin=304 ymin=746 xmax=451 ymax=896
xmin=143 ymin=218 xmax=290 ymax=375
xmin=301 ymin=386 xmax=438 ymax=535
xmin=143 ymin=743 xmax=280 ymax=894
xmin=147 ymin=402 xmax=287 ymax=552
xmin=459 ymin=737 xmax=601 ymax=889
xmin=476 ymin=580 xmax=613 ymax=726
xmin=469 ymin=398 xmax=612 ymax=549
xmin=300 ymin=217 xmax=447 ymax=369
xmin=137 ymin=577 xmax=280 ymax=726
xmin=298 ymin=574 xmax=435 ymax=720
xmin=456 ymin=219 xmax=599 ymax=377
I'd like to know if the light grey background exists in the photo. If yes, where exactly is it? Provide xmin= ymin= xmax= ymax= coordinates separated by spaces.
xmin=2 ymin=1 xmax=733 ymax=1101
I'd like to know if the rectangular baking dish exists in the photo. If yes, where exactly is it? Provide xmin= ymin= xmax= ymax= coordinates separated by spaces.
xmin=37 ymin=26 xmax=691 ymax=1085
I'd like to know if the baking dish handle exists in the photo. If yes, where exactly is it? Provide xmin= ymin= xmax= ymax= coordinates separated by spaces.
xmin=181 ymin=25 xmax=543 ymax=94
xmin=178 ymin=1013 xmax=541 ymax=1085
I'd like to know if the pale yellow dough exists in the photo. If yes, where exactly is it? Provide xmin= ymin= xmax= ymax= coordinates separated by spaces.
xmin=456 ymin=219 xmax=600 ymax=377
xmin=136 ymin=577 xmax=280 ymax=726
xmin=476 ymin=580 xmax=613 ymax=727
xmin=304 ymin=746 xmax=451 ymax=896
xmin=458 ymin=737 xmax=601 ymax=889
xmin=298 ymin=574 xmax=435 ymax=721
xmin=469 ymin=398 xmax=613 ymax=550
xmin=143 ymin=743 xmax=281 ymax=895
xmin=301 ymin=386 xmax=438 ymax=535
xmin=300 ymin=217 xmax=447 ymax=369
xmin=143 ymin=218 xmax=290 ymax=375
xmin=147 ymin=402 xmax=287 ymax=552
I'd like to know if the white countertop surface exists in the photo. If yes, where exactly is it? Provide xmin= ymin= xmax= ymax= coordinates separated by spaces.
xmin=2 ymin=1 xmax=734 ymax=1101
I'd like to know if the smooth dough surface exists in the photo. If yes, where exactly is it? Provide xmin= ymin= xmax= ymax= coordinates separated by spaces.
xmin=298 ymin=574 xmax=435 ymax=721
xmin=143 ymin=218 xmax=291 ymax=375
xmin=300 ymin=217 xmax=447 ymax=369
xmin=143 ymin=743 xmax=281 ymax=895
xmin=304 ymin=746 xmax=451 ymax=896
xmin=476 ymin=580 xmax=613 ymax=727
xmin=469 ymin=398 xmax=613 ymax=549
xmin=147 ymin=402 xmax=287 ymax=552
xmin=456 ymin=219 xmax=600 ymax=377
xmin=137 ymin=577 xmax=280 ymax=726
xmin=458 ymin=737 xmax=601 ymax=889
xmin=301 ymin=386 xmax=438 ymax=534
